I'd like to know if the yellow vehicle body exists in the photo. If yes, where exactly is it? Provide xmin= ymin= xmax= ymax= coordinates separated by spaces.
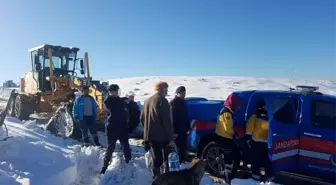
xmin=12 ymin=44 xmax=107 ymax=126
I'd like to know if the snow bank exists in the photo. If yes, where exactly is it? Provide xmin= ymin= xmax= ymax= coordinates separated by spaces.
xmin=1 ymin=76 xmax=335 ymax=185
xmin=108 ymin=76 xmax=336 ymax=103
xmin=0 ymin=169 xmax=19 ymax=185
xmin=0 ymin=118 xmax=79 ymax=185
xmin=69 ymin=145 xmax=104 ymax=185
xmin=99 ymin=153 xmax=153 ymax=185
xmin=0 ymin=88 xmax=15 ymax=100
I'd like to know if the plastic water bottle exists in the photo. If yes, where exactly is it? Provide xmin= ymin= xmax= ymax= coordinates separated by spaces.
xmin=168 ymin=148 xmax=180 ymax=172
xmin=145 ymin=151 xmax=153 ymax=168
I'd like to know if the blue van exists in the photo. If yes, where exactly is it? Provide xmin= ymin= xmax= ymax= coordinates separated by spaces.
xmin=186 ymin=86 xmax=336 ymax=183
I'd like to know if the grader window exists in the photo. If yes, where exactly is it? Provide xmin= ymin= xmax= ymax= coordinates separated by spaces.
xmin=44 ymin=56 xmax=62 ymax=69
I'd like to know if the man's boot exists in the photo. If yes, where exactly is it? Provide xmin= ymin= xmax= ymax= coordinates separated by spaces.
xmin=162 ymin=164 xmax=169 ymax=174
xmin=151 ymin=168 xmax=161 ymax=179
xmin=100 ymin=166 xmax=108 ymax=174
xmin=93 ymin=137 xmax=102 ymax=147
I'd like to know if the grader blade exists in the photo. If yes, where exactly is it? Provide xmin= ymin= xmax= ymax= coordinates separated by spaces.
xmin=0 ymin=89 xmax=16 ymax=141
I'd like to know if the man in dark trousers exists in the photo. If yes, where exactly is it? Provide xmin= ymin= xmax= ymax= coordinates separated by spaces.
xmin=170 ymin=86 xmax=190 ymax=164
xmin=73 ymin=86 xmax=101 ymax=146
xmin=101 ymin=84 xmax=132 ymax=174
xmin=140 ymin=81 xmax=175 ymax=179
xmin=246 ymin=99 xmax=274 ymax=182
xmin=125 ymin=94 xmax=140 ymax=134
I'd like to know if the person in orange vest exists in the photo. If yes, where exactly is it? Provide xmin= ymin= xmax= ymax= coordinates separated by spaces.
xmin=245 ymin=99 xmax=274 ymax=183
xmin=215 ymin=93 xmax=243 ymax=184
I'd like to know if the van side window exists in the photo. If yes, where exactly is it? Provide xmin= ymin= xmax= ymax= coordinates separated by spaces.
xmin=270 ymin=98 xmax=296 ymax=123
xmin=293 ymin=98 xmax=301 ymax=121
xmin=310 ymin=100 xmax=336 ymax=129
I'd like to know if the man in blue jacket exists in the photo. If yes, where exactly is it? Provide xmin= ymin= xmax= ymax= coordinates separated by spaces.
xmin=73 ymin=86 xmax=101 ymax=146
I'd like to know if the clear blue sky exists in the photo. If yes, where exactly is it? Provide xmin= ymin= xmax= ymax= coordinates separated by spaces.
xmin=0 ymin=0 xmax=335 ymax=82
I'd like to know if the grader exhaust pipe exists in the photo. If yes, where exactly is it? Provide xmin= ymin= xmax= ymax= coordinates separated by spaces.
xmin=48 ymin=48 xmax=55 ymax=95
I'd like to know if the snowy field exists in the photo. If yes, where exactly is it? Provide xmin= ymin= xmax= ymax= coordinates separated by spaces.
xmin=0 ymin=76 xmax=335 ymax=185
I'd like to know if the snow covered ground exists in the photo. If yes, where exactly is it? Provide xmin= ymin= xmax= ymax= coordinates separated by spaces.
xmin=0 ymin=87 xmax=15 ymax=110
xmin=107 ymin=76 xmax=336 ymax=103
xmin=0 ymin=76 xmax=335 ymax=185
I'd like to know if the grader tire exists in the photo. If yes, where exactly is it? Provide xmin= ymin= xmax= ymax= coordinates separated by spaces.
xmin=7 ymin=94 xmax=17 ymax=117
xmin=14 ymin=94 xmax=31 ymax=121
xmin=46 ymin=103 xmax=82 ymax=141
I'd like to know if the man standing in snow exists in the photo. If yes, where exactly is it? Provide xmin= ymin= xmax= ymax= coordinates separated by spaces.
xmin=169 ymin=86 xmax=190 ymax=164
xmin=126 ymin=94 xmax=140 ymax=134
xmin=140 ymin=81 xmax=175 ymax=179
xmin=101 ymin=84 xmax=132 ymax=174
xmin=72 ymin=86 xmax=101 ymax=146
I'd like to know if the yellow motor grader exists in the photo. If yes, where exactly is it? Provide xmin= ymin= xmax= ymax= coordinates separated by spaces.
xmin=7 ymin=44 xmax=109 ymax=140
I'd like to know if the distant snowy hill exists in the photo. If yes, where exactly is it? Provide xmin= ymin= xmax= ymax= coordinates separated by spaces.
xmin=0 ymin=76 xmax=335 ymax=185
xmin=107 ymin=76 xmax=336 ymax=102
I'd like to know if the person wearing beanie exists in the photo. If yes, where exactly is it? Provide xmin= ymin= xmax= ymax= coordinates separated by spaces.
xmin=72 ymin=86 xmax=101 ymax=146
xmin=101 ymin=84 xmax=132 ymax=174
xmin=169 ymin=86 xmax=190 ymax=164
xmin=140 ymin=81 xmax=175 ymax=179
xmin=215 ymin=93 xmax=243 ymax=184
xmin=245 ymin=99 xmax=274 ymax=183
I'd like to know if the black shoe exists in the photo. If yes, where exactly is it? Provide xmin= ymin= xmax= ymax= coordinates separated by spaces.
xmin=224 ymin=172 xmax=232 ymax=185
xmin=93 ymin=138 xmax=101 ymax=146
xmin=100 ymin=166 xmax=107 ymax=174
xmin=95 ymin=142 xmax=102 ymax=147
xmin=152 ymin=168 xmax=161 ymax=179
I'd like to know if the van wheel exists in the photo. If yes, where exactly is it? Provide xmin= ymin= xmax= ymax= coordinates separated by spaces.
xmin=202 ymin=142 xmax=231 ymax=177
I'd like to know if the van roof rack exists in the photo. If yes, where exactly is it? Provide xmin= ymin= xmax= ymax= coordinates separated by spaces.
xmin=289 ymin=85 xmax=322 ymax=95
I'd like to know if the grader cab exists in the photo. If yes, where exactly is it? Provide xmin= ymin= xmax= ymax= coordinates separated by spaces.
xmin=8 ymin=44 xmax=108 ymax=139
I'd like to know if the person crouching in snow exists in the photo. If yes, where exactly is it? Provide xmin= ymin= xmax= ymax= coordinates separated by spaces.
xmin=169 ymin=86 xmax=190 ymax=164
xmin=245 ymin=99 xmax=274 ymax=183
xmin=215 ymin=93 xmax=243 ymax=184
xmin=72 ymin=86 xmax=101 ymax=146
xmin=101 ymin=84 xmax=132 ymax=174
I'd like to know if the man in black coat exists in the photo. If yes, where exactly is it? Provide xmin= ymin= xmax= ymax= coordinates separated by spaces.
xmin=126 ymin=94 xmax=140 ymax=134
xmin=170 ymin=86 xmax=190 ymax=164
xmin=101 ymin=84 xmax=132 ymax=174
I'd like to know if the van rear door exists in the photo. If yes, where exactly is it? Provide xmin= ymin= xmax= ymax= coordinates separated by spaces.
xmin=298 ymin=95 xmax=336 ymax=180
xmin=265 ymin=96 xmax=300 ymax=173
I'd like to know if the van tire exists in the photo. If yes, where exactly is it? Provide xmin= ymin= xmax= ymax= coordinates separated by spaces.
xmin=202 ymin=141 xmax=231 ymax=178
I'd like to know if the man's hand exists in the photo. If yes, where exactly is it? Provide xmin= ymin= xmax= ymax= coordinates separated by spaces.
xmin=173 ymin=133 xmax=178 ymax=139
xmin=246 ymin=140 xmax=251 ymax=148
xmin=168 ymin=140 xmax=176 ymax=148
xmin=232 ymin=133 xmax=238 ymax=140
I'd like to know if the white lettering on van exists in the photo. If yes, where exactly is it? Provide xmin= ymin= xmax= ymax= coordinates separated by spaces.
xmin=274 ymin=139 xmax=299 ymax=151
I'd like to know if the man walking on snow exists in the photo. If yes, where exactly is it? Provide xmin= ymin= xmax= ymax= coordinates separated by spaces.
xmin=170 ymin=86 xmax=190 ymax=164
xmin=101 ymin=84 xmax=132 ymax=174
xmin=141 ymin=81 xmax=175 ymax=179
xmin=73 ymin=86 xmax=101 ymax=146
